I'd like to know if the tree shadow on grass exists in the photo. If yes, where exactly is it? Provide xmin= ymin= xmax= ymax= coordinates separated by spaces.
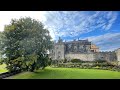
xmin=26 ymin=68 xmax=57 ymax=79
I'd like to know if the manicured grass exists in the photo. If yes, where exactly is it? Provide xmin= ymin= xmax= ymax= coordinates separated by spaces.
xmin=6 ymin=67 xmax=120 ymax=79
xmin=0 ymin=64 xmax=8 ymax=74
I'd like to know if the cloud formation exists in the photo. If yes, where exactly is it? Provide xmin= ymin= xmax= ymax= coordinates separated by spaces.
xmin=0 ymin=11 xmax=119 ymax=51
xmin=43 ymin=11 xmax=118 ymax=40
xmin=82 ymin=33 xmax=120 ymax=51
xmin=42 ymin=11 xmax=120 ymax=51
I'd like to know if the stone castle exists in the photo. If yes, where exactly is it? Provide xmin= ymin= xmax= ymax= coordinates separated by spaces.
xmin=49 ymin=37 xmax=120 ymax=62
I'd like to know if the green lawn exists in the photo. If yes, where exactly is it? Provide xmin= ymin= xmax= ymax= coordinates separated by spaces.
xmin=6 ymin=67 xmax=120 ymax=79
xmin=0 ymin=64 xmax=8 ymax=74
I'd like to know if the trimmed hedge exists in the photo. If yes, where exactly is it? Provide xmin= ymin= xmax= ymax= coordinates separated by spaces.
xmin=53 ymin=62 xmax=120 ymax=72
xmin=51 ymin=59 xmax=120 ymax=72
xmin=71 ymin=59 xmax=82 ymax=63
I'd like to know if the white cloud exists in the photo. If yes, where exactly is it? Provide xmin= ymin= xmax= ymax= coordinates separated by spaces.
xmin=82 ymin=33 xmax=120 ymax=51
xmin=0 ymin=11 xmax=118 ymax=41
xmin=102 ymin=12 xmax=117 ymax=30
xmin=43 ymin=11 xmax=118 ymax=40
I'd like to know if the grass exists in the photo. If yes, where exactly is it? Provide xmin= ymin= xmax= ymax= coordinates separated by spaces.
xmin=0 ymin=64 xmax=8 ymax=74
xmin=6 ymin=67 xmax=120 ymax=79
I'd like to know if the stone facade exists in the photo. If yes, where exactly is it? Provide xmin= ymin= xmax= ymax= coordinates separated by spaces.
xmin=49 ymin=37 xmax=120 ymax=62
xmin=90 ymin=44 xmax=99 ymax=52
xmin=65 ymin=53 xmax=94 ymax=61
xmin=115 ymin=48 xmax=120 ymax=64
xmin=94 ymin=51 xmax=117 ymax=61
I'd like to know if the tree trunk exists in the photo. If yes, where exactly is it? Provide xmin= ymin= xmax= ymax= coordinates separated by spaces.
xmin=41 ymin=66 xmax=45 ymax=70
xmin=30 ymin=63 xmax=35 ymax=72
xmin=30 ymin=69 xmax=34 ymax=72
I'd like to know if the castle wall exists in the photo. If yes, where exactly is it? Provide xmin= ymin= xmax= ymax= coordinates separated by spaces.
xmin=50 ymin=49 xmax=117 ymax=61
xmin=115 ymin=49 xmax=120 ymax=62
xmin=94 ymin=52 xmax=117 ymax=61
xmin=54 ymin=44 xmax=65 ymax=60
xmin=64 ymin=52 xmax=117 ymax=62
xmin=65 ymin=53 xmax=95 ymax=61
xmin=50 ymin=38 xmax=118 ymax=62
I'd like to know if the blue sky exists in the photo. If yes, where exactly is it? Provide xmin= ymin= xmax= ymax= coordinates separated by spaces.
xmin=0 ymin=11 xmax=120 ymax=51
xmin=42 ymin=11 xmax=120 ymax=51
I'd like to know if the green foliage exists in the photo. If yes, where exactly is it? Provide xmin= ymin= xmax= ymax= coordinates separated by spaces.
xmin=63 ymin=58 xmax=67 ymax=63
xmin=54 ymin=61 xmax=120 ymax=72
xmin=48 ymin=58 xmax=52 ymax=66
xmin=71 ymin=59 xmax=82 ymax=63
xmin=0 ymin=17 xmax=53 ymax=72
xmin=0 ymin=59 xmax=3 ymax=65
xmin=0 ymin=64 xmax=8 ymax=73
xmin=94 ymin=60 xmax=107 ymax=63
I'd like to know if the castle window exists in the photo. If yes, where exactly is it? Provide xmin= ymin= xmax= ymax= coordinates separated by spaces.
xmin=58 ymin=51 xmax=61 ymax=54
xmin=58 ymin=56 xmax=60 ymax=59
xmin=58 ymin=51 xmax=61 ymax=59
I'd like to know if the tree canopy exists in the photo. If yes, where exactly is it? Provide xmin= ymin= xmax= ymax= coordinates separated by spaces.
xmin=0 ymin=17 xmax=53 ymax=72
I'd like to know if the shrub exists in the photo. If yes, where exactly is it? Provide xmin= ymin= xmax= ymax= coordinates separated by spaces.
xmin=52 ymin=60 xmax=120 ymax=72
xmin=63 ymin=58 xmax=67 ymax=63
xmin=71 ymin=59 xmax=82 ymax=63
xmin=94 ymin=60 xmax=106 ymax=63
xmin=92 ymin=66 xmax=100 ymax=69
xmin=92 ymin=62 xmax=112 ymax=67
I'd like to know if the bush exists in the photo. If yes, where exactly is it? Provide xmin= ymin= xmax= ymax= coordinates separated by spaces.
xmin=94 ymin=60 xmax=106 ymax=63
xmin=63 ymin=58 xmax=67 ymax=63
xmin=52 ymin=60 xmax=120 ymax=72
xmin=92 ymin=62 xmax=112 ymax=67
xmin=92 ymin=66 xmax=101 ymax=69
xmin=71 ymin=59 xmax=82 ymax=63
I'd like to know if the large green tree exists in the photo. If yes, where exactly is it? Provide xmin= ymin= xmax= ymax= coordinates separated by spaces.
xmin=1 ymin=17 xmax=53 ymax=72
xmin=0 ymin=32 xmax=4 ymax=63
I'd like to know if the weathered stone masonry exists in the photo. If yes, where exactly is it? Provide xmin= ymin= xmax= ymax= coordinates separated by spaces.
xmin=49 ymin=37 xmax=120 ymax=62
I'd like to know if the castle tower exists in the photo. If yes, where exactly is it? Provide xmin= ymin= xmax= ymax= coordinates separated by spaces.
xmin=115 ymin=48 xmax=120 ymax=65
xmin=54 ymin=37 xmax=65 ymax=60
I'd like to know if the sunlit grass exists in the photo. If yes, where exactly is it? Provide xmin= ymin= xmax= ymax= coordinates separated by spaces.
xmin=6 ymin=67 xmax=120 ymax=79
xmin=0 ymin=64 xmax=8 ymax=73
